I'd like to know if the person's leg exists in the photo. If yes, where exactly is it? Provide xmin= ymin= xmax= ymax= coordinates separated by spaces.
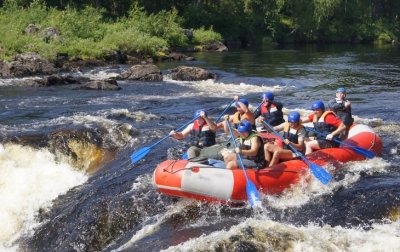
xmin=199 ymin=144 xmax=225 ymax=160
xmin=264 ymin=143 xmax=272 ymax=165
xmin=224 ymin=153 xmax=237 ymax=169
xmin=270 ymin=149 xmax=295 ymax=166
xmin=305 ymin=140 xmax=321 ymax=155
xmin=187 ymin=146 xmax=201 ymax=159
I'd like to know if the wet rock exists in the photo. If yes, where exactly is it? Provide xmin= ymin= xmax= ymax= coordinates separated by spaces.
xmin=161 ymin=52 xmax=195 ymax=62
xmin=104 ymin=50 xmax=127 ymax=64
xmin=8 ymin=123 xmax=137 ymax=173
xmin=9 ymin=52 xmax=57 ymax=77
xmin=170 ymin=66 xmax=216 ymax=81
xmin=34 ymin=74 xmax=88 ymax=86
xmin=203 ymin=41 xmax=228 ymax=52
xmin=118 ymin=64 xmax=163 ymax=81
xmin=54 ymin=52 xmax=69 ymax=68
xmin=77 ymin=79 xmax=122 ymax=90
xmin=61 ymin=59 xmax=108 ymax=72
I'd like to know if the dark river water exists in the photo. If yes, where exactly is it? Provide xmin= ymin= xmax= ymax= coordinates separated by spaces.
xmin=1 ymin=44 xmax=399 ymax=251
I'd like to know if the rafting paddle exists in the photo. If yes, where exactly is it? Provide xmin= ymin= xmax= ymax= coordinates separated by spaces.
xmin=263 ymin=121 xmax=332 ymax=185
xmin=131 ymin=116 xmax=200 ymax=165
xmin=215 ymin=99 xmax=236 ymax=123
xmin=226 ymin=120 xmax=262 ymax=207
xmin=305 ymin=127 xmax=376 ymax=159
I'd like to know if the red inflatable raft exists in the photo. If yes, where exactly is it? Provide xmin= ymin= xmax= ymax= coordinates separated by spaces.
xmin=153 ymin=124 xmax=382 ymax=204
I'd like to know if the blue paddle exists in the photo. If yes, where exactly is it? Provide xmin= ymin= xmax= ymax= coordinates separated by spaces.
xmin=262 ymin=121 xmax=332 ymax=185
xmin=131 ymin=116 xmax=199 ymax=165
xmin=305 ymin=127 xmax=376 ymax=159
xmin=215 ymin=99 xmax=236 ymax=123
xmin=226 ymin=121 xmax=262 ymax=207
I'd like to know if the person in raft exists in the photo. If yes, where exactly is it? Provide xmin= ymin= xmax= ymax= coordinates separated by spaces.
xmin=218 ymin=96 xmax=255 ymax=130
xmin=327 ymin=87 xmax=354 ymax=129
xmin=254 ymin=92 xmax=285 ymax=131
xmin=223 ymin=119 xmax=265 ymax=169
xmin=301 ymin=101 xmax=346 ymax=154
xmin=263 ymin=111 xmax=306 ymax=167
xmin=169 ymin=109 xmax=223 ymax=161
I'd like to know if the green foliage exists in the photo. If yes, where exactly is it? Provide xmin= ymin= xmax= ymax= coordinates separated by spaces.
xmin=127 ymin=5 xmax=188 ymax=48
xmin=1 ymin=0 xmax=400 ymax=61
xmin=192 ymin=27 xmax=223 ymax=44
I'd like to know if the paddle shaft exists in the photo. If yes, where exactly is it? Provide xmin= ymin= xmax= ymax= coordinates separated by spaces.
xmin=226 ymin=121 xmax=262 ymax=207
xmin=305 ymin=126 xmax=375 ymax=159
xmin=226 ymin=122 xmax=251 ymax=181
xmin=215 ymin=99 xmax=235 ymax=123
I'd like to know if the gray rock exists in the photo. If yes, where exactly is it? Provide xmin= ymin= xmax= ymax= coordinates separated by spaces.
xmin=9 ymin=52 xmax=57 ymax=77
xmin=118 ymin=64 xmax=162 ymax=81
xmin=170 ymin=66 xmax=216 ymax=81
xmin=77 ymin=79 xmax=121 ymax=90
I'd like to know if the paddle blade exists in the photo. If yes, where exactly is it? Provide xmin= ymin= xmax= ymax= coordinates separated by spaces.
xmin=130 ymin=147 xmax=151 ymax=164
xmin=308 ymin=162 xmax=332 ymax=185
xmin=348 ymin=145 xmax=376 ymax=159
xmin=246 ymin=180 xmax=262 ymax=207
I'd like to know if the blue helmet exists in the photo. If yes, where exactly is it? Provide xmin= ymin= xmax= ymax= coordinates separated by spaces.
xmin=262 ymin=92 xmax=274 ymax=101
xmin=311 ymin=101 xmax=325 ymax=111
xmin=237 ymin=120 xmax=252 ymax=134
xmin=336 ymin=87 xmax=346 ymax=93
xmin=235 ymin=98 xmax=249 ymax=108
xmin=194 ymin=109 xmax=207 ymax=119
xmin=288 ymin=111 xmax=300 ymax=123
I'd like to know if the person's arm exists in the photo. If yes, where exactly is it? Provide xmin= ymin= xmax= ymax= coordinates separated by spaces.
xmin=325 ymin=115 xmax=346 ymax=140
xmin=274 ymin=122 xmax=285 ymax=131
xmin=201 ymin=112 xmax=217 ymax=132
xmin=301 ymin=114 xmax=312 ymax=123
xmin=169 ymin=124 xmax=192 ymax=140
xmin=327 ymin=122 xmax=346 ymax=139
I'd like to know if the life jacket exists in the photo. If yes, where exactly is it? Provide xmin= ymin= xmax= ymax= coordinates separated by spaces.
xmin=260 ymin=101 xmax=285 ymax=126
xmin=238 ymin=131 xmax=265 ymax=164
xmin=312 ymin=111 xmax=337 ymax=140
xmin=190 ymin=120 xmax=216 ymax=147
xmin=333 ymin=99 xmax=354 ymax=127
xmin=232 ymin=111 xmax=255 ymax=129
xmin=282 ymin=123 xmax=304 ymax=152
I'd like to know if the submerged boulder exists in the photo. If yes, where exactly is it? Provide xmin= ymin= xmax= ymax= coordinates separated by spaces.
xmin=77 ymin=79 xmax=122 ymax=90
xmin=170 ymin=66 xmax=216 ymax=81
xmin=118 ymin=64 xmax=162 ymax=81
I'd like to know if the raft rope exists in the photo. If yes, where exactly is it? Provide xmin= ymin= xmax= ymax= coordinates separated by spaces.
xmin=161 ymin=160 xmax=305 ymax=174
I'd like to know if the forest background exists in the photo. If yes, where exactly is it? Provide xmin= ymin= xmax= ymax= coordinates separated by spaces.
xmin=0 ymin=0 xmax=399 ymax=61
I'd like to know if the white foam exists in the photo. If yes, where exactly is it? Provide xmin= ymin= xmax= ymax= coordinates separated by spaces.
xmin=164 ymin=78 xmax=286 ymax=98
xmin=0 ymin=143 xmax=87 ymax=249
xmin=161 ymin=218 xmax=400 ymax=252
xmin=266 ymin=157 xmax=389 ymax=210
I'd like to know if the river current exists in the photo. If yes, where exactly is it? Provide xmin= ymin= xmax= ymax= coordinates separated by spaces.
xmin=0 ymin=44 xmax=399 ymax=251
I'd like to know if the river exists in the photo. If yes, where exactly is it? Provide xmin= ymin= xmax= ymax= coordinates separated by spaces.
xmin=0 ymin=44 xmax=399 ymax=251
